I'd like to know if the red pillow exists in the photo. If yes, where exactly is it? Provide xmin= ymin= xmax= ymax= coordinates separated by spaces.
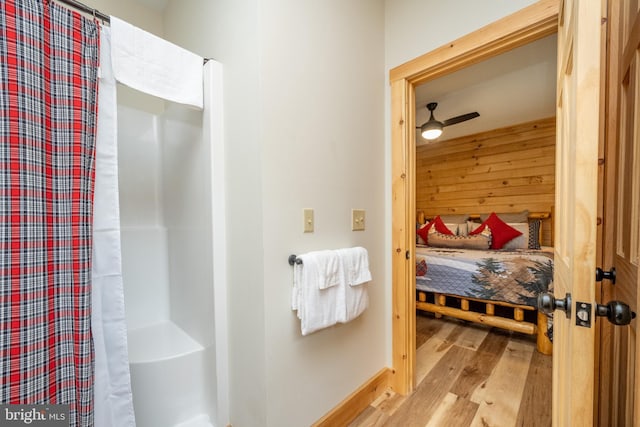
xmin=417 ymin=216 xmax=454 ymax=244
xmin=469 ymin=212 xmax=522 ymax=249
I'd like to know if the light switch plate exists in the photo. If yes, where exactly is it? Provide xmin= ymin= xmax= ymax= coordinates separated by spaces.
xmin=352 ymin=209 xmax=365 ymax=231
xmin=303 ymin=208 xmax=314 ymax=233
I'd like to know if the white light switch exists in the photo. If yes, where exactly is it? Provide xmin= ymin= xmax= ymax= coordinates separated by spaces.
xmin=352 ymin=209 xmax=365 ymax=231
xmin=303 ymin=208 xmax=314 ymax=233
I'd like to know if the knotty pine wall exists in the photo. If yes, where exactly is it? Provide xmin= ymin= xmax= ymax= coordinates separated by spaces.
xmin=416 ymin=117 xmax=555 ymax=244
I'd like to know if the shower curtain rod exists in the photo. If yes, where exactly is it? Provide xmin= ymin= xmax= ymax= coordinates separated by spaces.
xmin=55 ymin=0 xmax=110 ymax=23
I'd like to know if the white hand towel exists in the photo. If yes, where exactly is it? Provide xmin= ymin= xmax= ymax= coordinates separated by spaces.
xmin=336 ymin=247 xmax=372 ymax=323
xmin=110 ymin=16 xmax=204 ymax=109
xmin=314 ymin=250 xmax=342 ymax=290
xmin=292 ymin=251 xmax=346 ymax=335
xmin=340 ymin=247 xmax=372 ymax=286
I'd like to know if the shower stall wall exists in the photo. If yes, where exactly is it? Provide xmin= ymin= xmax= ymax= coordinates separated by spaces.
xmin=116 ymin=61 xmax=226 ymax=427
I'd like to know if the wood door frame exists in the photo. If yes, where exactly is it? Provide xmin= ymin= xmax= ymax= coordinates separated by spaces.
xmin=389 ymin=0 xmax=560 ymax=394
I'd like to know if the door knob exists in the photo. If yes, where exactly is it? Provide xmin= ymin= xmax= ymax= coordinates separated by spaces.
xmin=595 ymin=267 xmax=616 ymax=284
xmin=596 ymin=301 xmax=636 ymax=326
xmin=538 ymin=292 xmax=571 ymax=318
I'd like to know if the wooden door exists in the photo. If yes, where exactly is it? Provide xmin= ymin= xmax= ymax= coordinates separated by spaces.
xmin=553 ymin=0 xmax=603 ymax=424
xmin=599 ymin=1 xmax=640 ymax=425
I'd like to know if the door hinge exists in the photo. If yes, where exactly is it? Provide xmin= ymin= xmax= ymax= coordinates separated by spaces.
xmin=406 ymin=250 xmax=410 ymax=260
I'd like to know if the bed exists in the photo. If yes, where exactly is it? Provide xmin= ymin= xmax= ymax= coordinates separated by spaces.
xmin=415 ymin=211 xmax=554 ymax=355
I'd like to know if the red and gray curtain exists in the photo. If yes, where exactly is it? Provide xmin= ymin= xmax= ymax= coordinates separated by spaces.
xmin=0 ymin=0 xmax=100 ymax=425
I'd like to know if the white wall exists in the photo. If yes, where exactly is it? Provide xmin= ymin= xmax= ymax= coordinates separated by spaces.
xmin=259 ymin=1 xmax=386 ymax=425
xmin=164 ymin=0 xmax=385 ymax=426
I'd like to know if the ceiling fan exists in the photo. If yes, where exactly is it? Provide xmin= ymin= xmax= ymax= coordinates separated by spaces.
xmin=416 ymin=102 xmax=480 ymax=140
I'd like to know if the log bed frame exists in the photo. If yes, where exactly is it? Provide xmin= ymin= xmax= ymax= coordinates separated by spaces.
xmin=416 ymin=211 xmax=554 ymax=355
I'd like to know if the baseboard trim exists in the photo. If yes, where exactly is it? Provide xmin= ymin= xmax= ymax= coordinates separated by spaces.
xmin=312 ymin=367 xmax=392 ymax=427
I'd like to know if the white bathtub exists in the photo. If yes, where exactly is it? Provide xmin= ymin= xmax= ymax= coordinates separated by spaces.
xmin=127 ymin=322 xmax=214 ymax=427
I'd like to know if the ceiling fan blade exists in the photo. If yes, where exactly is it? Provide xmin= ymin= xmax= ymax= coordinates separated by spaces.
xmin=442 ymin=112 xmax=479 ymax=127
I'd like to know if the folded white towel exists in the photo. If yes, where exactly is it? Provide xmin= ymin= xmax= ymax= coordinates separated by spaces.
xmin=311 ymin=250 xmax=342 ymax=290
xmin=336 ymin=247 xmax=372 ymax=323
xmin=294 ymin=252 xmax=346 ymax=336
xmin=110 ymin=16 xmax=204 ymax=109
xmin=291 ymin=250 xmax=342 ymax=313
xmin=339 ymin=247 xmax=372 ymax=286
xmin=291 ymin=247 xmax=372 ymax=335
xmin=343 ymin=282 xmax=369 ymax=324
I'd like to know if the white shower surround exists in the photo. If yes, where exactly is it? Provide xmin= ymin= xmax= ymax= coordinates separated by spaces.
xmin=117 ymin=61 xmax=226 ymax=427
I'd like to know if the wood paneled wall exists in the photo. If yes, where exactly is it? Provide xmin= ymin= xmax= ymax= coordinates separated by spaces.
xmin=416 ymin=117 xmax=556 ymax=245
xmin=417 ymin=117 xmax=555 ymax=216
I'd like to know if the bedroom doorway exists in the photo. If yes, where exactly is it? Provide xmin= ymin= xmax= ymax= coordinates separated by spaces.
xmin=388 ymin=0 xmax=558 ymax=396
xmin=406 ymin=32 xmax=557 ymax=423
xmin=390 ymin=0 xmax=638 ymax=424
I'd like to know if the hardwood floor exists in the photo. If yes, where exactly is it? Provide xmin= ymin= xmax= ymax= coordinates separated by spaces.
xmin=350 ymin=313 xmax=552 ymax=427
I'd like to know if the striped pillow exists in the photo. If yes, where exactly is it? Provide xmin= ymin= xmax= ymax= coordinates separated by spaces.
xmin=528 ymin=219 xmax=542 ymax=249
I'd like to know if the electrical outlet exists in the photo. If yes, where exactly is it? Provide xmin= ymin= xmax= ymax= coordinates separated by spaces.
xmin=352 ymin=209 xmax=365 ymax=231
xmin=303 ymin=208 xmax=314 ymax=233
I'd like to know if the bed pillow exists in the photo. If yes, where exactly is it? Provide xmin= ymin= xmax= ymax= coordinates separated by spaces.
xmin=501 ymin=223 xmax=529 ymax=250
xmin=439 ymin=214 xmax=469 ymax=236
xmin=416 ymin=216 xmax=454 ymax=244
xmin=457 ymin=220 xmax=480 ymax=237
xmin=529 ymin=219 xmax=542 ymax=249
xmin=470 ymin=212 xmax=522 ymax=249
xmin=501 ymin=220 xmax=542 ymax=249
xmin=416 ymin=222 xmax=429 ymax=244
xmin=480 ymin=210 xmax=529 ymax=223
xmin=428 ymin=232 xmax=491 ymax=250
xmin=444 ymin=223 xmax=460 ymax=235
xmin=416 ymin=222 xmax=427 ymax=245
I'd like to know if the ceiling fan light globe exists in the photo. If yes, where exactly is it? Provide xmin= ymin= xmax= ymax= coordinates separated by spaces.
xmin=421 ymin=123 xmax=443 ymax=140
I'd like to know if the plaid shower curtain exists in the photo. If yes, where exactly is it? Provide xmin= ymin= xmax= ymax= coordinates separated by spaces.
xmin=0 ymin=0 xmax=100 ymax=425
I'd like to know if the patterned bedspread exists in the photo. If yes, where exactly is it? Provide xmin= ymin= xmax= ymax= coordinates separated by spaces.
xmin=416 ymin=246 xmax=554 ymax=307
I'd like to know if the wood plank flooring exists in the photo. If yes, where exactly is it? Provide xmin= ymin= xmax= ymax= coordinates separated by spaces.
xmin=349 ymin=313 xmax=552 ymax=427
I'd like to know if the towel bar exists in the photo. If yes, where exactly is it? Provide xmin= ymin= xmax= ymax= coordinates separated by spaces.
xmin=288 ymin=255 xmax=302 ymax=266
